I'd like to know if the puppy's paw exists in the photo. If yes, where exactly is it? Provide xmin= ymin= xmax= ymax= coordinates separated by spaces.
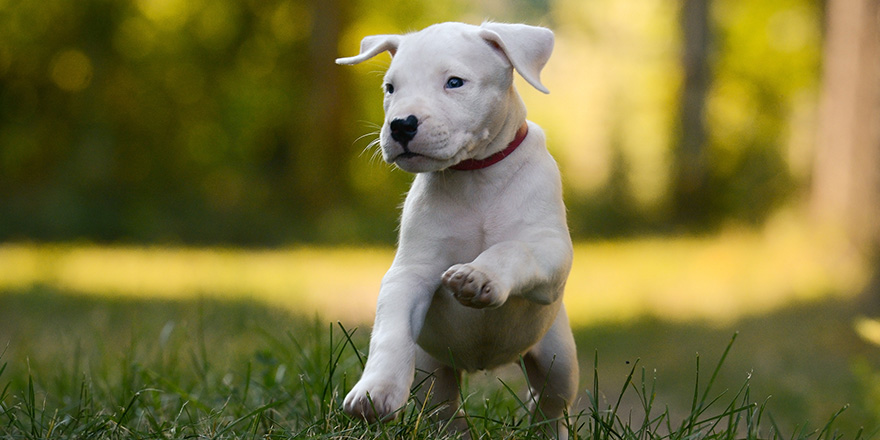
xmin=343 ymin=378 xmax=408 ymax=422
xmin=442 ymin=264 xmax=508 ymax=309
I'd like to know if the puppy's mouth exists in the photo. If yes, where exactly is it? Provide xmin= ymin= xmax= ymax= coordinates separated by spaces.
xmin=393 ymin=144 xmax=437 ymax=162
xmin=384 ymin=136 xmax=458 ymax=170
xmin=390 ymin=147 xmax=455 ymax=172
xmin=395 ymin=151 xmax=421 ymax=160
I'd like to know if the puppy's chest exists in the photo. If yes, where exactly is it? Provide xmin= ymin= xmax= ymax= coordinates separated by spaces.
xmin=406 ymin=188 xmax=514 ymax=250
xmin=410 ymin=172 xmax=521 ymax=219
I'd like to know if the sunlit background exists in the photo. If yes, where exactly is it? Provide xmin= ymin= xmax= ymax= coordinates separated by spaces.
xmin=0 ymin=0 xmax=831 ymax=243
xmin=2 ymin=0 xmax=880 ymax=435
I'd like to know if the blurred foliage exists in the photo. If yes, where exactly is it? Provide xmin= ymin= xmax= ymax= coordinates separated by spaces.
xmin=0 ymin=0 xmax=822 ymax=245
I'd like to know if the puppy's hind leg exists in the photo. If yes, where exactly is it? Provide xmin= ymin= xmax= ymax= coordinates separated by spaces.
xmin=413 ymin=347 xmax=468 ymax=434
xmin=523 ymin=307 xmax=579 ymax=440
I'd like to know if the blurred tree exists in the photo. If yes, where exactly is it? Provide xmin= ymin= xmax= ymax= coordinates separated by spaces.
xmin=669 ymin=0 xmax=814 ymax=232
xmin=812 ymin=0 xmax=880 ymax=250
xmin=811 ymin=0 xmax=880 ymax=304
xmin=672 ymin=0 xmax=713 ymax=227
xmin=298 ymin=0 xmax=352 ymax=213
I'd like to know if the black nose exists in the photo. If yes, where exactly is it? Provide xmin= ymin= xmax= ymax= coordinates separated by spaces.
xmin=390 ymin=115 xmax=418 ymax=145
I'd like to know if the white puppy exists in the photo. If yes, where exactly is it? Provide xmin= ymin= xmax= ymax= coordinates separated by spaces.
xmin=336 ymin=22 xmax=578 ymax=439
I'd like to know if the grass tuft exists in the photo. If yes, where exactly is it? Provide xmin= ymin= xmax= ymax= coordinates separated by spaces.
xmin=567 ymin=331 xmax=859 ymax=440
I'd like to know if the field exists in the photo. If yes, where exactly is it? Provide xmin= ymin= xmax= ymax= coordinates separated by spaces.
xmin=2 ymin=220 xmax=880 ymax=438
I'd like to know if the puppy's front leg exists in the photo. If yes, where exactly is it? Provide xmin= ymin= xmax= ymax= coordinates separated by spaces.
xmin=343 ymin=267 xmax=439 ymax=422
xmin=443 ymin=233 xmax=572 ymax=308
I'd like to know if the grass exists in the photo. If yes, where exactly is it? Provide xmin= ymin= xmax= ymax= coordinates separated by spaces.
xmin=1 ymin=287 xmax=879 ymax=439
xmin=1 ymin=220 xmax=878 ymax=438
xmin=0 ymin=291 xmax=372 ymax=439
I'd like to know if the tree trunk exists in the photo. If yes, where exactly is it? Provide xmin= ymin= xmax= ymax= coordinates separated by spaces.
xmin=672 ymin=0 xmax=713 ymax=227
xmin=812 ymin=0 xmax=880 ymax=249
xmin=811 ymin=0 xmax=880 ymax=305
xmin=296 ymin=0 xmax=352 ymax=213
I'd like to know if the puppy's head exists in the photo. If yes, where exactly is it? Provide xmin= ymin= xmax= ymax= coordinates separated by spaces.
xmin=337 ymin=22 xmax=554 ymax=173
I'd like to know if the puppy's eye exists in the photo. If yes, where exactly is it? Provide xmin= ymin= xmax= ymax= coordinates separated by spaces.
xmin=445 ymin=77 xmax=465 ymax=89
xmin=385 ymin=83 xmax=395 ymax=94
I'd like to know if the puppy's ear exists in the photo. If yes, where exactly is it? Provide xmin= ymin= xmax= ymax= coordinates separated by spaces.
xmin=336 ymin=34 xmax=402 ymax=65
xmin=479 ymin=23 xmax=554 ymax=94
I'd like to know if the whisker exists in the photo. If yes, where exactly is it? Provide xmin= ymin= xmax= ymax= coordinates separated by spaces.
xmin=357 ymin=133 xmax=381 ymax=157
xmin=355 ymin=131 xmax=379 ymax=145
xmin=368 ymin=139 xmax=386 ymax=165
xmin=351 ymin=120 xmax=387 ymax=167
xmin=355 ymin=121 xmax=382 ymax=135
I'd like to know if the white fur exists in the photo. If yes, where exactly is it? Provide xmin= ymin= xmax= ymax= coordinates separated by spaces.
xmin=336 ymin=22 xmax=578 ymax=439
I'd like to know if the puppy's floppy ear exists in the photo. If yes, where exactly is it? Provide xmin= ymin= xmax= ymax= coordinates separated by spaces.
xmin=336 ymin=34 xmax=402 ymax=65
xmin=479 ymin=23 xmax=554 ymax=94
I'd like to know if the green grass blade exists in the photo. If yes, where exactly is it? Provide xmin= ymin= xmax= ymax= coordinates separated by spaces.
xmin=611 ymin=359 xmax=638 ymax=423
xmin=815 ymin=404 xmax=848 ymax=440
xmin=113 ymin=389 xmax=141 ymax=435
xmin=337 ymin=322 xmax=366 ymax=369
xmin=699 ymin=332 xmax=738 ymax=408
xmin=26 ymin=363 xmax=40 ymax=438
xmin=214 ymin=398 xmax=289 ymax=437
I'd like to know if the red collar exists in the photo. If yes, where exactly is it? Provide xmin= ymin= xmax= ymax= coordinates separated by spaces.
xmin=449 ymin=123 xmax=529 ymax=171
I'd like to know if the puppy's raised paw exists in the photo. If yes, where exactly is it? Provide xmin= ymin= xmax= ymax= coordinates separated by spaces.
xmin=442 ymin=264 xmax=508 ymax=309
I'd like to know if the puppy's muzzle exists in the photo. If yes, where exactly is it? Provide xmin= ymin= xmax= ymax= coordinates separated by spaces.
xmin=390 ymin=115 xmax=419 ymax=148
